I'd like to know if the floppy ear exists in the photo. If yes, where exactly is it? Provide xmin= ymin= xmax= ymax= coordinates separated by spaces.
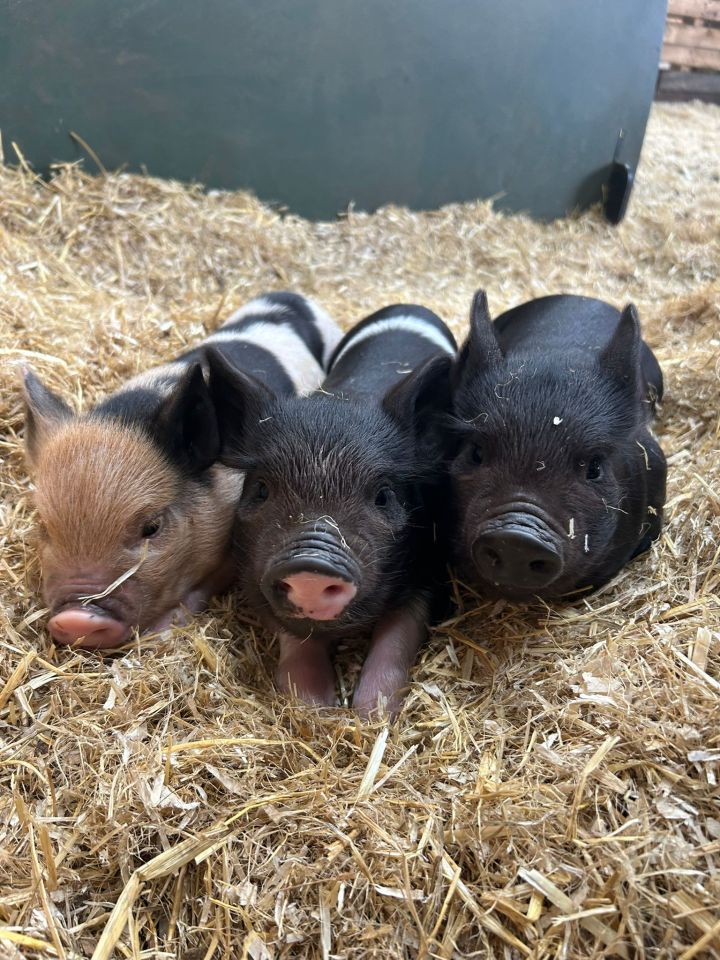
xmin=383 ymin=353 xmax=453 ymax=446
xmin=21 ymin=368 xmax=75 ymax=464
xmin=599 ymin=304 xmax=641 ymax=392
xmin=452 ymin=289 xmax=503 ymax=393
xmin=154 ymin=362 xmax=220 ymax=474
xmin=205 ymin=347 xmax=275 ymax=465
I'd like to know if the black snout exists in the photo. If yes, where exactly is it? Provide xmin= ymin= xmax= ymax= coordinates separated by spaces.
xmin=472 ymin=515 xmax=563 ymax=591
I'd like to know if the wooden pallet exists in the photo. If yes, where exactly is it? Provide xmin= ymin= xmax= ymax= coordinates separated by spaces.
xmin=662 ymin=0 xmax=720 ymax=70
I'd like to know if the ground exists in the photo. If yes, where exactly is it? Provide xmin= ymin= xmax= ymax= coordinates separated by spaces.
xmin=0 ymin=101 xmax=718 ymax=959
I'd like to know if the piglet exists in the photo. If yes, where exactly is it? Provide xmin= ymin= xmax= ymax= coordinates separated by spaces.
xmin=208 ymin=304 xmax=457 ymax=716
xmin=22 ymin=292 xmax=342 ymax=648
xmin=448 ymin=291 xmax=667 ymax=598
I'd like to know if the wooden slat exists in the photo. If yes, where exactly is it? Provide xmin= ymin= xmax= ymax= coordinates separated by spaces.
xmin=656 ymin=68 xmax=720 ymax=102
xmin=662 ymin=42 xmax=720 ymax=68
xmin=665 ymin=22 xmax=720 ymax=50
xmin=667 ymin=0 xmax=720 ymax=19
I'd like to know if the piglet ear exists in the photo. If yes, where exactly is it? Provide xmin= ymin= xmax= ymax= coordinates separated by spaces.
xmin=21 ymin=367 xmax=75 ymax=464
xmin=155 ymin=362 xmax=219 ymax=474
xmin=452 ymin=289 xmax=503 ymax=392
xmin=205 ymin=347 xmax=275 ymax=464
xmin=383 ymin=354 xmax=453 ymax=437
xmin=599 ymin=304 xmax=641 ymax=391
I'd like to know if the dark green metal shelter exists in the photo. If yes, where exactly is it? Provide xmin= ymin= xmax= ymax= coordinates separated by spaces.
xmin=0 ymin=0 xmax=667 ymax=220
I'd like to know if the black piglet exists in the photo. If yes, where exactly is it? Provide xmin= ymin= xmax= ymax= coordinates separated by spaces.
xmin=448 ymin=291 xmax=667 ymax=599
xmin=209 ymin=304 xmax=457 ymax=716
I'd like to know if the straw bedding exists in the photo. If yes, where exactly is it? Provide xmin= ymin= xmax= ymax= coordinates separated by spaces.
xmin=0 ymin=101 xmax=718 ymax=959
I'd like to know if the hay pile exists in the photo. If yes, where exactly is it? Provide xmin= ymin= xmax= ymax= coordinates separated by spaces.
xmin=0 ymin=101 xmax=719 ymax=959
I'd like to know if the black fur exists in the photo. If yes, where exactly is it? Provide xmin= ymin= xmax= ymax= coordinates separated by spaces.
xmin=207 ymin=306 xmax=456 ymax=641
xmin=326 ymin=304 xmax=457 ymax=401
xmin=177 ymin=341 xmax=295 ymax=396
xmin=222 ymin=394 xmax=433 ymax=638
xmin=449 ymin=292 xmax=667 ymax=598
xmin=493 ymin=295 xmax=664 ymax=405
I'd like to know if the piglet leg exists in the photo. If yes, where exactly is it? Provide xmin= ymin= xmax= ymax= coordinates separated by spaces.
xmin=276 ymin=631 xmax=336 ymax=707
xmin=352 ymin=607 xmax=426 ymax=719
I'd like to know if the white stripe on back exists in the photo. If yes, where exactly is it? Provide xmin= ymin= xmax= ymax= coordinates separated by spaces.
xmin=221 ymin=296 xmax=290 ymax=328
xmin=123 ymin=363 xmax=184 ymax=396
xmin=207 ymin=322 xmax=324 ymax=394
xmin=222 ymin=294 xmax=342 ymax=369
xmin=332 ymin=315 xmax=455 ymax=367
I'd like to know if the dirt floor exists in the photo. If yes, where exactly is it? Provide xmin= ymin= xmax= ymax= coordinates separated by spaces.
xmin=0 ymin=101 xmax=719 ymax=959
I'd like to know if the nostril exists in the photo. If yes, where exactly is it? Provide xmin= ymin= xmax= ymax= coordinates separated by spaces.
xmin=276 ymin=580 xmax=291 ymax=595
xmin=529 ymin=559 xmax=546 ymax=572
xmin=322 ymin=584 xmax=344 ymax=598
xmin=484 ymin=548 xmax=502 ymax=568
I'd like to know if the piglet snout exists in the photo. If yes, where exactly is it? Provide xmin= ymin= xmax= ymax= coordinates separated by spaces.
xmin=262 ymin=526 xmax=361 ymax=621
xmin=48 ymin=607 xmax=131 ymax=649
xmin=277 ymin=571 xmax=357 ymax=621
xmin=473 ymin=521 xmax=563 ymax=591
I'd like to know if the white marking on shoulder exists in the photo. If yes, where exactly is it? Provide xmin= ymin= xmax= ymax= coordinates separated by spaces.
xmin=208 ymin=322 xmax=324 ymax=394
xmin=332 ymin=315 xmax=455 ymax=367
xmin=212 ymin=462 xmax=246 ymax=500
xmin=220 ymin=295 xmax=291 ymax=328
xmin=122 ymin=362 xmax=184 ymax=397
xmin=304 ymin=298 xmax=343 ymax=368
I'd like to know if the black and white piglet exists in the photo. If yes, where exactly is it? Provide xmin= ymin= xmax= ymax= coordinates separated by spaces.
xmin=209 ymin=305 xmax=457 ymax=716
xmin=23 ymin=292 xmax=341 ymax=648
xmin=448 ymin=292 xmax=666 ymax=598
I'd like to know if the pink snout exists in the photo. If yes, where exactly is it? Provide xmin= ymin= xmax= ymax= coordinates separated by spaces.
xmin=48 ymin=608 xmax=131 ymax=649
xmin=279 ymin=572 xmax=357 ymax=621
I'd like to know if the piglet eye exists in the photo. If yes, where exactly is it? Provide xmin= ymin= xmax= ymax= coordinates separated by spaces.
xmin=585 ymin=457 xmax=604 ymax=481
xmin=471 ymin=444 xmax=484 ymax=465
xmin=255 ymin=481 xmax=270 ymax=503
xmin=375 ymin=487 xmax=394 ymax=508
xmin=141 ymin=516 xmax=163 ymax=538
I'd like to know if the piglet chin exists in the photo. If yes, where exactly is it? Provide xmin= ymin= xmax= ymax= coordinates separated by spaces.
xmin=291 ymin=605 xmax=347 ymax=622
xmin=48 ymin=607 xmax=131 ymax=649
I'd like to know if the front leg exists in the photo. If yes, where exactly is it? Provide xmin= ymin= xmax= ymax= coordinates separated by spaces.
xmin=276 ymin=630 xmax=336 ymax=707
xmin=352 ymin=606 xmax=427 ymax=719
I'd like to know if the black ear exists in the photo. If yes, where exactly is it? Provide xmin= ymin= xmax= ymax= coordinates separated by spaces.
xmin=599 ymin=304 xmax=641 ymax=392
xmin=452 ymin=289 xmax=503 ymax=393
xmin=155 ymin=362 xmax=220 ymax=474
xmin=205 ymin=347 xmax=275 ymax=464
xmin=21 ymin=367 xmax=75 ymax=464
xmin=383 ymin=353 xmax=453 ymax=439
